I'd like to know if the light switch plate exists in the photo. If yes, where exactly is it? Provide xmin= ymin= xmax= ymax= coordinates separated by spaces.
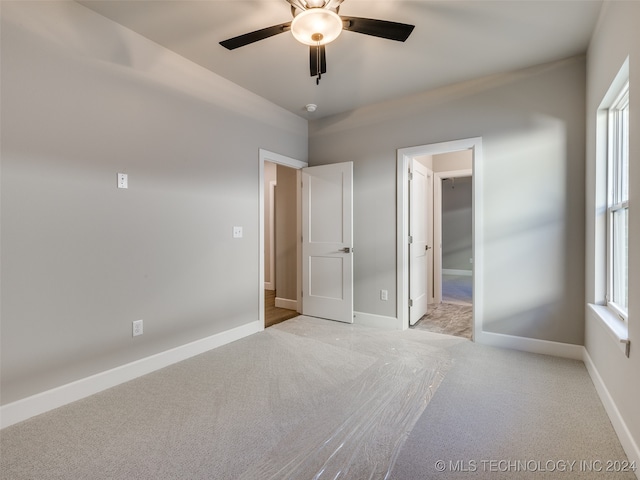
xmin=233 ymin=226 xmax=243 ymax=238
xmin=117 ymin=173 xmax=128 ymax=189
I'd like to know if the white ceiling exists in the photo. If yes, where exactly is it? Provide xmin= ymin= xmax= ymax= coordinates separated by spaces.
xmin=78 ymin=0 xmax=603 ymax=119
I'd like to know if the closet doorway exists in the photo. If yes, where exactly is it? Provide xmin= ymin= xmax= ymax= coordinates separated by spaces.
xmin=264 ymin=160 xmax=301 ymax=327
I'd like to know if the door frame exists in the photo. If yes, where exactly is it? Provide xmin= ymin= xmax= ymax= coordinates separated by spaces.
xmin=396 ymin=138 xmax=483 ymax=336
xmin=259 ymin=149 xmax=308 ymax=329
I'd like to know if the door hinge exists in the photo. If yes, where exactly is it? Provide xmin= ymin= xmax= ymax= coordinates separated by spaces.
xmin=408 ymin=235 xmax=413 ymax=244
xmin=408 ymin=171 xmax=413 ymax=181
xmin=409 ymin=299 xmax=414 ymax=307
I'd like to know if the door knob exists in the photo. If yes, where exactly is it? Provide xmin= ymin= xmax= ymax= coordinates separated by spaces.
xmin=341 ymin=247 xmax=352 ymax=253
xmin=426 ymin=245 xmax=432 ymax=251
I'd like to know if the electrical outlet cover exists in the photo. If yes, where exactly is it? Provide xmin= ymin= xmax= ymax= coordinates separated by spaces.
xmin=132 ymin=319 xmax=143 ymax=336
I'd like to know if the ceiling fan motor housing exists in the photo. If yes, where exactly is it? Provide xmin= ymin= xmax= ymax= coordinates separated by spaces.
xmin=291 ymin=8 xmax=343 ymax=46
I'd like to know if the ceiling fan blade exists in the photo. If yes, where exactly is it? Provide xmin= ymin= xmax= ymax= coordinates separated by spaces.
xmin=220 ymin=22 xmax=292 ymax=50
xmin=325 ymin=0 xmax=346 ymax=10
xmin=341 ymin=17 xmax=415 ymax=42
xmin=285 ymin=0 xmax=308 ymax=11
xmin=310 ymin=45 xmax=327 ymax=77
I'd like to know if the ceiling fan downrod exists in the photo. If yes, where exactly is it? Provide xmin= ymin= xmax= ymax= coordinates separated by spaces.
xmin=313 ymin=34 xmax=323 ymax=84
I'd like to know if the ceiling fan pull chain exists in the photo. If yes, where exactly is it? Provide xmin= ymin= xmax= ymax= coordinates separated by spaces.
xmin=316 ymin=39 xmax=322 ymax=84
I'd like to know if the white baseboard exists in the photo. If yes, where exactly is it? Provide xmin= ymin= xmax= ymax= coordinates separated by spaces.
xmin=354 ymin=311 xmax=401 ymax=330
xmin=0 ymin=320 xmax=263 ymax=429
xmin=442 ymin=268 xmax=473 ymax=276
xmin=583 ymin=349 xmax=640 ymax=478
xmin=474 ymin=331 xmax=584 ymax=360
xmin=275 ymin=297 xmax=298 ymax=310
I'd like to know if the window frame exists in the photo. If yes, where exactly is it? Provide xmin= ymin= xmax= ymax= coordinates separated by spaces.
xmin=605 ymin=81 xmax=629 ymax=322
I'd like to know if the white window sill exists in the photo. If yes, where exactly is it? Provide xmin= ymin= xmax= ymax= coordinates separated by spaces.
xmin=588 ymin=303 xmax=630 ymax=357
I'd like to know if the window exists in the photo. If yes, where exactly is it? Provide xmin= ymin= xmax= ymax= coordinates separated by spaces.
xmin=606 ymin=81 xmax=629 ymax=321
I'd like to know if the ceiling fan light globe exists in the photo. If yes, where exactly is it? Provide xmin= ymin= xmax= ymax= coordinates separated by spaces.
xmin=291 ymin=8 xmax=342 ymax=46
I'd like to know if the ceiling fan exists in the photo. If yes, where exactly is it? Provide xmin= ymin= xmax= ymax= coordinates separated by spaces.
xmin=219 ymin=0 xmax=415 ymax=84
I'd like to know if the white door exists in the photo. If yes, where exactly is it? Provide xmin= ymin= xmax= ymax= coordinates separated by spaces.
xmin=302 ymin=162 xmax=353 ymax=323
xmin=426 ymin=168 xmax=434 ymax=305
xmin=409 ymin=160 xmax=430 ymax=325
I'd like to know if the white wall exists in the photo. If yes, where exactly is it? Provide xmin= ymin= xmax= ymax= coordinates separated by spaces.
xmin=0 ymin=1 xmax=307 ymax=405
xmin=585 ymin=0 xmax=640 ymax=466
xmin=309 ymin=56 xmax=586 ymax=344
xmin=416 ymin=154 xmax=433 ymax=170
xmin=433 ymin=150 xmax=472 ymax=172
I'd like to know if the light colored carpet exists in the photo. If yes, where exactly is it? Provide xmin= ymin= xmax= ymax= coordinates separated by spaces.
xmin=0 ymin=317 xmax=451 ymax=480
xmin=391 ymin=341 xmax=636 ymax=479
xmin=1 ymin=317 xmax=634 ymax=479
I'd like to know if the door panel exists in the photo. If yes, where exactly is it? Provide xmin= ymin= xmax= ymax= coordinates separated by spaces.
xmin=410 ymin=161 xmax=430 ymax=325
xmin=302 ymin=162 xmax=353 ymax=323
xmin=309 ymin=175 xmax=344 ymax=243
xmin=309 ymin=256 xmax=344 ymax=299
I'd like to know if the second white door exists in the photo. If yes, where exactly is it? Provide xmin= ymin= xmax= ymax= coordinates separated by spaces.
xmin=410 ymin=160 xmax=431 ymax=325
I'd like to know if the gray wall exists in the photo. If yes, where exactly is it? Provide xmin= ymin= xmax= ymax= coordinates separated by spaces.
xmin=585 ymin=0 xmax=640 ymax=462
xmin=441 ymin=176 xmax=472 ymax=272
xmin=309 ymin=56 xmax=586 ymax=344
xmin=0 ymin=1 xmax=307 ymax=404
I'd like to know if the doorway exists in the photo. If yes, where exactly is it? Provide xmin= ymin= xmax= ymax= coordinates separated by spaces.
xmin=396 ymin=138 xmax=483 ymax=338
xmin=264 ymin=160 xmax=301 ymax=327
xmin=421 ymin=164 xmax=473 ymax=338
xmin=436 ymin=171 xmax=473 ymax=307
xmin=259 ymin=151 xmax=354 ymax=327
xmin=259 ymin=150 xmax=307 ymax=329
